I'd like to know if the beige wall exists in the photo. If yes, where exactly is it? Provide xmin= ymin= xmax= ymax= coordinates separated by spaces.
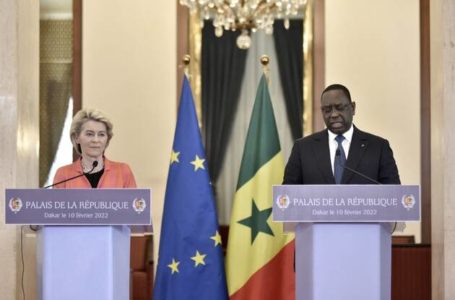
xmin=325 ymin=0 xmax=421 ymax=241
xmin=82 ymin=0 xmax=177 ymax=260
xmin=430 ymin=0 xmax=444 ymax=297
xmin=430 ymin=0 xmax=455 ymax=298
xmin=0 ymin=1 xmax=40 ymax=299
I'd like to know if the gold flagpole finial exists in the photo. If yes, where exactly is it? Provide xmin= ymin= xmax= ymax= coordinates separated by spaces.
xmin=260 ymin=55 xmax=270 ymax=83
xmin=260 ymin=55 xmax=270 ymax=68
xmin=183 ymin=54 xmax=191 ymax=77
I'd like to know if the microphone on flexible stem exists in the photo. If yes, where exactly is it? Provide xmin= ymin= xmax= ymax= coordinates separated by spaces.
xmin=335 ymin=150 xmax=399 ymax=232
xmin=43 ymin=160 xmax=98 ymax=189
xmin=31 ymin=161 xmax=99 ymax=231
xmin=335 ymin=149 xmax=381 ymax=185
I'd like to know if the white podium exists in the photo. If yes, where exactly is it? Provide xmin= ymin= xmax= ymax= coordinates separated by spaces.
xmin=295 ymin=223 xmax=391 ymax=300
xmin=36 ymin=226 xmax=130 ymax=300
xmin=4 ymin=188 xmax=152 ymax=300
xmin=273 ymin=184 xmax=421 ymax=300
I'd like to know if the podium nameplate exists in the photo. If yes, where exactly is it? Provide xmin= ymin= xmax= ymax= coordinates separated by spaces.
xmin=273 ymin=185 xmax=420 ymax=222
xmin=5 ymin=188 xmax=151 ymax=225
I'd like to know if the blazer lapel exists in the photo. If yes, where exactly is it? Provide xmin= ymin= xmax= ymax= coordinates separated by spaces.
xmin=343 ymin=127 xmax=368 ymax=183
xmin=312 ymin=130 xmax=335 ymax=184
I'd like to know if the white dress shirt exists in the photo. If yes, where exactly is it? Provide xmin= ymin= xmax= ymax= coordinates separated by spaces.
xmin=328 ymin=125 xmax=354 ymax=175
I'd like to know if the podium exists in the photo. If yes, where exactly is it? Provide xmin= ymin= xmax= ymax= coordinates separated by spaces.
xmin=273 ymin=185 xmax=420 ymax=300
xmin=37 ymin=225 xmax=130 ymax=300
xmin=5 ymin=188 xmax=151 ymax=300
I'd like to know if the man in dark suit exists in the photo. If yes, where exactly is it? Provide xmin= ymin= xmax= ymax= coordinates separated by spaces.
xmin=283 ymin=84 xmax=400 ymax=185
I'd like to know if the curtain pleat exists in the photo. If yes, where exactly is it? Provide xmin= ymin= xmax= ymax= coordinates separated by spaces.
xmin=273 ymin=20 xmax=304 ymax=140
xmin=201 ymin=21 xmax=248 ymax=186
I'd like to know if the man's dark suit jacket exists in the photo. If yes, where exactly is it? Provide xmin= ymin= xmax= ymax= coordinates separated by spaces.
xmin=283 ymin=126 xmax=401 ymax=184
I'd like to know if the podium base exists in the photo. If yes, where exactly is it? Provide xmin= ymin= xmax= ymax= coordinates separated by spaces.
xmin=36 ymin=226 xmax=130 ymax=300
xmin=296 ymin=223 xmax=391 ymax=300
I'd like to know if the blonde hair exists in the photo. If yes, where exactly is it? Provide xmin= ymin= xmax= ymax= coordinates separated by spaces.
xmin=70 ymin=108 xmax=114 ymax=155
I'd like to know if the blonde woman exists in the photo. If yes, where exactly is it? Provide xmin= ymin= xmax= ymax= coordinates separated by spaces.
xmin=53 ymin=108 xmax=136 ymax=188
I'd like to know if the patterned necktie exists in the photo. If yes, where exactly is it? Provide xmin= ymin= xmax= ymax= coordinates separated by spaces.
xmin=334 ymin=135 xmax=346 ymax=184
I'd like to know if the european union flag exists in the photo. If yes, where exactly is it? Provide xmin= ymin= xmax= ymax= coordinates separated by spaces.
xmin=153 ymin=76 xmax=228 ymax=300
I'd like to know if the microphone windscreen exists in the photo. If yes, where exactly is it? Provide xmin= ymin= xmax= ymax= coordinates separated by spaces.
xmin=92 ymin=160 xmax=98 ymax=168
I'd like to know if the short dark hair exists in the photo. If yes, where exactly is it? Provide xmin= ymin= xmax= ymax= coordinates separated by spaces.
xmin=321 ymin=84 xmax=352 ymax=102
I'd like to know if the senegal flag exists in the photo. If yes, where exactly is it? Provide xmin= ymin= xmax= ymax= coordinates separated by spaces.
xmin=226 ymin=75 xmax=295 ymax=299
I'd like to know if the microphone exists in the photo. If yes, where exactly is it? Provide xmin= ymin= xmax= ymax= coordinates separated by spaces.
xmin=43 ymin=160 xmax=98 ymax=189
xmin=32 ymin=161 xmax=99 ymax=231
xmin=335 ymin=150 xmax=381 ymax=185
xmin=335 ymin=150 xmax=400 ymax=233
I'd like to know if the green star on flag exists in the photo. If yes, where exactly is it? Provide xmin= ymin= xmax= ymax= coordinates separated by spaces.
xmin=238 ymin=198 xmax=274 ymax=243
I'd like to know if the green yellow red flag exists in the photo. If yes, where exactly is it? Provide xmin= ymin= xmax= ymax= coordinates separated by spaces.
xmin=226 ymin=74 xmax=295 ymax=300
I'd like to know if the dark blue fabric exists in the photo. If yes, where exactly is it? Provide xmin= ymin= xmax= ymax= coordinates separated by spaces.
xmin=153 ymin=76 xmax=228 ymax=300
xmin=334 ymin=135 xmax=346 ymax=184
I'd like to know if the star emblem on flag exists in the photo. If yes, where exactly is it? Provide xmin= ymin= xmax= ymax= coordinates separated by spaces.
xmin=170 ymin=150 xmax=180 ymax=164
xmin=210 ymin=231 xmax=222 ymax=247
xmin=238 ymin=198 xmax=274 ymax=243
xmin=168 ymin=259 xmax=180 ymax=274
xmin=190 ymin=250 xmax=207 ymax=267
xmin=190 ymin=155 xmax=205 ymax=171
